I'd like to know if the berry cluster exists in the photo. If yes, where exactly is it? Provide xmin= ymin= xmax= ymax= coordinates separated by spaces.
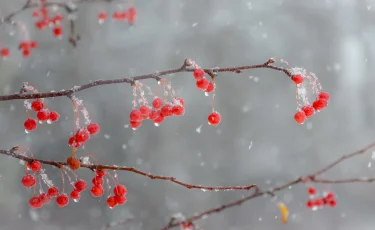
xmin=98 ymin=7 xmax=137 ymax=24
xmin=24 ymin=99 xmax=60 ymax=132
xmin=18 ymin=41 xmax=39 ymax=58
xmin=193 ymin=69 xmax=215 ymax=94
xmin=305 ymin=186 xmax=337 ymax=209
xmin=294 ymin=91 xmax=330 ymax=124
xmin=68 ymin=123 xmax=100 ymax=148
xmin=32 ymin=1 xmax=64 ymax=38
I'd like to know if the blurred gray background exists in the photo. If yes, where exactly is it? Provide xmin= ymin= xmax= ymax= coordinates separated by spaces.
xmin=1 ymin=0 xmax=375 ymax=229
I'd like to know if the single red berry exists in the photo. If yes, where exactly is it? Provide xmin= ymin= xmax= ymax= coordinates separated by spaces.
xmin=68 ymin=136 xmax=82 ymax=148
xmin=0 ymin=48 xmax=10 ymax=57
xmin=325 ymin=192 xmax=335 ymax=200
xmin=152 ymin=97 xmax=163 ymax=109
xmin=53 ymin=27 xmax=63 ymax=38
xmin=90 ymin=185 xmax=104 ymax=197
xmin=115 ymin=195 xmax=127 ymax=205
xmin=292 ymin=74 xmax=304 ymax=84
xmin=29 ymin=196 xmax=43 ymax=209
xmin=48 ymin=186 xmax=59 ymax=197
xmin=56 ymin=194 xmax=69 ymax=207
xmin=98 ymin=12 xmax=107 ymax=21
xmin=139 ymin=105 xmax=150 ymax=119
xmin=113 ymin=184 xmax=127 ymax=196
xmin=205 ymin=82 xmax=215 ymax=93
xmin=119 ymin=12 xmax=128 ymax=20
xmin=107 ymin=196 xmax=117 ymax=208
xmin=22 ymin=174 xmax=36 ymax=188
xmin=31 ymin=99 xmax=44 ymax=111
xmin=74 ymin=180 xmax=87 ymax=192
xmin=24 ymin=118 xmax=37 ymax=131
xmin=196 ymin=78 xmax=209 ymax=91
xmin=312 ymin=99 xmax=328 ymax=111
xmin=87 ymin=123 xmax=100 ymax=135
xmin=130 ymin=121 xmax=142 ymax=130
xmin=35 ymin=21 xmax=47 ymax=30
xmin=208 ymin=111 xmax=221 ymax=126
xmin=52 ymin=15 xmax=63 ymax=24
xmin=96 ymin=169 xmax=106 ymax=177
xmin=92 ymin=176 xmax=104 ymax=185
xmin=32 ymin=10 xmax=39 ymax=18
xmin=154 ymin=114 xmax=165 ymax=125
xmin=22 ymin=49 xmax=31 ymax=57
xmin=307 ymin=187 xmax=316 ymax=195
xmin=49 ymin=111 xmax=60 ymax=122
xmin=18 ymin=41 xmax=29 ymax=50
xmin=37 ymin=109 xmax=50 ymax=121
xmin=172 ymin=105 xmax=184 ymax=116
xmin=39 ymin=193 xmax=51 ymax=204
xmin=70 ymin=190 xmax=81 ymax=200
xmin=149 ymin=110 xmax=160 ymax=120
xmin=193 ymin=69 xmax=205 ymax=79
xmin=306 ymin=200 xmax=314 ymax=209
xmin=128 ymin=13 xmax=136 ymax=24
xmin=75 ymin=129 xmax=90 ymax=143
xmin=318 ymin=91 xmax=330 ymax=101
xmin=130 ymin=109 xmax=143 ymax=122
xmin=112 ymin=11 xmax=121 ymax=20
xmin=294 ymin=111 xmax=306 ymax=124
xmin=30 ymin=41 xmax=38 ymax=49
xmin=314 ymin=199 xmax=323 ymax=206
xmin=161 ymin=104 xmax=173 ymax=117
xmin=329 ymin=199 xmax=337 ymax=207
xmin=302 ymin=105 xmax=314 ymax=118
xmin=29 ymin=160 xmax=42 ymax=172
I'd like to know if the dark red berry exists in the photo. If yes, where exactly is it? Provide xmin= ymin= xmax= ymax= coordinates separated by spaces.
xmin=49 ymin=111 xmax=60 ymax=122
xmin=37 ymin=109 xmax=50 ymax=121
xmin=92 ymin=176 xmax=104 ymax=185
xmin=208 ymin=112 xmax=221 ymax=126
xmin=56 ymin=194 xmax=69 ymax=207
xmin=29 ymin=196 xmax=43 ymax=208
xmin=107 ymin=196 xmax=117 ymax=208
xmin=90 ymin=185 xmax=104 ymax=197
xmin=312 ymin=99 xmax=328 ymax=111
xmin=70 ymin=190 xmax=80 ymax=200
xmin=302 ymin=105 xmax=314 ymax=118
xmin=318 ymin=92 xmax=330 ymax=101
xmin=48 ymin=187 xmax=59 ymax=197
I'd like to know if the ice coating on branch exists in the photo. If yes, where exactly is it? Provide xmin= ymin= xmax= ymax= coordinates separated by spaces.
xmin=40 ymin=169 xmax=54 ymax=187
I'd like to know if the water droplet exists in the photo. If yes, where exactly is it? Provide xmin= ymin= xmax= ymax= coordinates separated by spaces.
xmin=204 ymin=92 xmax=209 ymax=96
xmin=38 ymin=121 xmax=43 ymax=124
xmin=46 ymin=119 xmax=52 ymax=124
xmin=73 ymin=199 xmax=79 ymax=203
xmin=154 ymin=123 xmax=160 ymax=127
xmin=104 ymin=134 xmax=110 ymax=139
xmin=25 ymin=130 xmax=29 ymax=134
xmin=98 ymin=19 xmax=105 ymax=24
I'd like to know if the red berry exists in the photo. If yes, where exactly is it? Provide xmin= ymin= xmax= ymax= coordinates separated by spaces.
xmin=70 ymin=190 xmax=80 ymax=200
xmin=31 ymin=99 xmax=44 ymax=111
xmin=130 ymin=121 xmax=142 ymax=130
xmin=74 ymin=180 xmax=87 ymax=192
xmin=302 ymin=105 xmax=314 ymax=118
xmin=32 ymin=10 xmax=39 ymax=18
xmin=75 ymin=129 xmax=90 ymax=143
xmin=29 ymin=196 xmax=43 ymax=209
xmin=107 ymin=196 xmax=117 ymax=208
xmin=172 ymin=105 xmax=184 ymax=116
xmin=307 ymin=187 xmax=316 ymax=195
xmin=130 ymin=109 xmax=143 ymax=122
xmin=39 ymin=193 xmax=51 ymax=204
xmin=0 ymin=48 xmax=10 ymax=57
xmin=208 ymin=111 xmax=221 ymax=126
xmin=92 ymin=176 xmax=104 ymax=185
xmin=115 ymin=195 xmax=127 ymax=205
xmin=319 ymin=91 xmax=330 ymax=101
xmin=37 ymin=109 xmax=50 ymax=121
xmin=312 ymin=99 xmax=328 ymax=111
xmin=68 ymin=136 xmax=82 ymax=148
xmin=29 ymin=160 xmax=42 ymax=172
xmin=24 ymin=118 xmax=37 ymax=131
xmin=49 ymin=111 xmax=60 ymax=122
xmin=196 ymin=78 xmax=209 ymax=90
xmin=294 ymin=111 xmax=306 ymax=124
xmin=98 ymin=12 xmax=107 ymax=21
xmin=30 ymin=41 xmax=38 ymax=49
xmin=22 ymin=174 xmax=36 ymax=188
xmin=87 ymin=123 xmax=100 ymax=135
xmin=113 ymin=184 xmax=127 ymax=196
xmin=193 ymin=69 xmax=205 ymax=79
xmin=154 ymin=114 xmax=165 ymax=125
xmin=161 ymin=104 xmax=173 ymax=117
xmin=48 ymin=187 xmax=59 ymax=197
xmin=19 ymin=41 xmax=29 ymax=50
xmin=112 ymin=11 xmax=121 ymax=20
xmin=149 ymin=110 xmax=160 ymax=120
xmin=329 ymin=199 xmax=337 ymax=207
xmin=90 ymin=185 xmax=104 ymax=197
xmin=56 ymin=194 xmax=69 ymax=207
xmin=205 ymin=82 xmax=215 ymax=93
xmin=176 ymin=97 xmax=184 ymax=106
xmin=314 ymin=199 xmax=323 ymax=206
xmin=139 ymin=105 xmax=151 ymax=119
xmin=152 ymin=97 xmax=163 ymax=109
xmin=306 ymin=200 xmax=314 ymax=208
xmin=128 ymin=7 xmax=137 ymax=16
xmin=22 ymin=49 xmax=31 ymax=57
xmin=325 ymin=192 xmax=335 ymax=200
xmin=96 ymin=169 xmax=106 ymax=177
xmin=292 ymin=74 xmax=304 ymax=84
xmin=53 ymin=27 xmax=63 ymax=38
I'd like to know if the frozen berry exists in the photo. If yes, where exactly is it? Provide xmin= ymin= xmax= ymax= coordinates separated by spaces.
xmin=205 ymin=82 xmax=215 ymax=93
xmin=130 ymin=110 xmax=142 ymax=122
xmin=92 ymin=176 xmax=104 ymax=185
xmin=312 ymin=99 xmax=328 ymax=111
xmin=22 ymin=49 xmax=31 ymax=57
xmin=115 ymin=195 xmax=127 ymax=205
xmin=294 ymin=111 xmax=306 ymax=124
xmin=302 ymin=105 xmax=314 ymax=118
xmin=24 ymin=118 xmax=37 ymax=131
xmin=161 ymin=104 xmax=173 ymax=117
xmin=130 ymin=121 xmax=142 ymax=130
xmin=152 ymin=97 xmax=163 ymax=109
xmin=39 ymin=193 xmax=51 ymax=204
xmin=48 ymin=187 xmax=59 ymax=197
xmin=53 ymin=27 xmax=63 ymax=37
xmin=90 ymin=185 xmax=104 ymax=197
xmin=319 ymin=91 xmax=330 ymax=101
xmin=306 ymin=200 xmax=314 ymax=209
xmin=98 ymin=12 xmax=107 ymax=21
xmin=329 ymin=199 xmax=337 ymax=207
xmin=154 ymin=115 xmax=165 ymax=125
xmin=113 ymin=184 xmax=127 ymax=196
xmin=172 ymin=105 xmax=184 ymax=116
xmin=75 ymin=129 xmax=90 ymax=143
xmin=56 ymin=194 xmax=69 ymax=207
xmin=307 ymin=187 xmax=316 ymax=195
xmin=30 ymin=41 xmax=38 ymax=49
xmin=107 ymin=196 xmax=117 ymax=208
xmin=31 ymin=99 xmax=44 ymax=111
xmin=149 ymin=110 xmax=160 ymax=120
xmin=292 ymin=74 xmax=303 ymax=84
xmin=208 ymin=111 xmax=221 ymax=126
xmin=68 ymin=136 xmax=82 ymax=148
xmin=49 ymin=111 xmax=60 ymax=122
xmin=70 ymin=190 xmax=80 ymax=200
xmin=96 ymin=169 xmax=106 ymax=177
xmin=196 ymin=78 xmax=209 ymax=91
xmin=22 ymin=174 xmax=36 ymax=188
xmin=193 ymin=69 xmax=205 ymax=79
xmin=74 ymin=180 xmax=87 ymax=192
xmin=37 ymin=109 xmax=50 ymax=121
xmin=67 ymin=156 xmax=80 ymax=170
xmin=29 ymin=160 xmax=42 ymax=172
xmin=139 ymin=105 xmax=150 ymax=119
xmin=176 ymin=97 xmax=184 ymax=106
xmin=87 ymin=123 xmax=100 ymax=135
xmin=29 ymin=196 xmax=42 ymax=209
xmin=0 ymin=48 xmax=10 ymax=57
